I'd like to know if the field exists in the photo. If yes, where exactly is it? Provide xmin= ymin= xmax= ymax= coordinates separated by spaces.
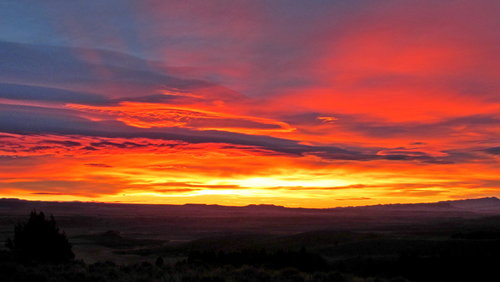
xmin=1 ymin=197 xmax=499 ymax=281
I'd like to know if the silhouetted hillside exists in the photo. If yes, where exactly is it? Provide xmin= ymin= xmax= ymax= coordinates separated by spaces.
xmin=438 ymin=197 xmax=500 ymax=210
xmin=1 ymin=197 xmax=499 ymax=217
xmin=1 ymin=197 xmax=499 ymax=244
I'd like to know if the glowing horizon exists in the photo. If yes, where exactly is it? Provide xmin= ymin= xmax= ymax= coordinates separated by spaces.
xmin=0 ymin=0 xmax=499 ymax=208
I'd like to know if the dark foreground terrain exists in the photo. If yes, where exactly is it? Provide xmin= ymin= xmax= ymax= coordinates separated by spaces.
xmin=1 ymin=197 xmax=499 ymax=281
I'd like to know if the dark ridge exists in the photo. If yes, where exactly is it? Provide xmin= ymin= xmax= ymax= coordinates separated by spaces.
xmin=1 ymin=196 xmax=499 ymax=211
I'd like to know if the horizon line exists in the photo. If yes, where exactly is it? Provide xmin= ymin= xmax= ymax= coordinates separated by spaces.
xmin=1 ymin=196 xmax=498 ymax=210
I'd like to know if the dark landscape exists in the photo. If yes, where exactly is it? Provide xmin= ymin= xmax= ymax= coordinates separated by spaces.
xmin=1 ymin=197 xmax=499 ymax=281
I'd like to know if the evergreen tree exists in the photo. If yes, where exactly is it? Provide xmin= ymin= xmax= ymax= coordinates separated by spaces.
xmin=6 ymin=210 xmax=74 ymax=263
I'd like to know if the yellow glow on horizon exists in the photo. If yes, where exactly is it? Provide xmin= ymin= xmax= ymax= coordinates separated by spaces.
xmin=221 ymin=177 xmax=351 ymax=189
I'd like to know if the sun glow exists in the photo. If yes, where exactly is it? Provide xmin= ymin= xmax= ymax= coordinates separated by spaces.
xmin=222 ymin=177 xmax=352 ymax=189
xmin=0 ymin=0 xmax=499 ymax=208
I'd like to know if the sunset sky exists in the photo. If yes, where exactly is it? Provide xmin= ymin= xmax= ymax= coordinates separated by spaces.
xmin=0 ymin=0 xmax=499 ymax=208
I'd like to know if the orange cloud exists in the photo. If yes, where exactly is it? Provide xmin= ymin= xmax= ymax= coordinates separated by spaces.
xmin=1 ymin=1 xmax=499 ymax=207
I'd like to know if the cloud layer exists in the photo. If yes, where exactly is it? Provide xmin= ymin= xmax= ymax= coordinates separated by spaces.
xmin=0 ymin=0 xmax=499 ymax=207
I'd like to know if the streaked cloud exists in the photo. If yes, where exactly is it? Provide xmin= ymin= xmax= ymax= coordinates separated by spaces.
xmin=0 ymin=0 xmax=498 ymax=207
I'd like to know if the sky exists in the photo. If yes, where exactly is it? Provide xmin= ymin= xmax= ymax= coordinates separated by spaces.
xmin=0 ymin=0 xmax=499 ymax=208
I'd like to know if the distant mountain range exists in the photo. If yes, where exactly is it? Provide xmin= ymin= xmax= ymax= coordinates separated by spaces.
xmin=1 ymin=196 xmax=499 ymax=216
xmin=1 ymin=196 xmax=499 ymax=242
xmin=332 ymin=197 xmax=500 ymax=211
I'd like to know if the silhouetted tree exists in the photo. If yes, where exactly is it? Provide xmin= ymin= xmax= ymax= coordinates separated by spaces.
xmin=5 ymin=210 xmax=74 ymax=263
